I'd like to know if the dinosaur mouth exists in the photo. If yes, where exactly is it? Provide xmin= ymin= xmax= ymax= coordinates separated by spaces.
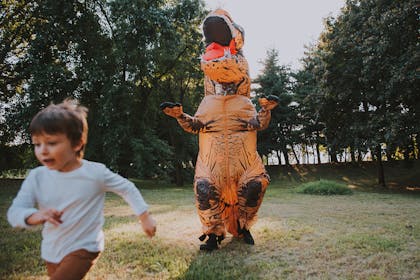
xmin=201 ymin=40 xmax=237 ymax=61
xmin=203 ymin=16 xmax=232 ymax=46
xmin=202 ymin=15 xmax=237 ymax=61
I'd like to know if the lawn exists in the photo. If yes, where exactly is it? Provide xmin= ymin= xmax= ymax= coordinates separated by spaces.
xmin=1 ymin=171 xmax=419 ymax=279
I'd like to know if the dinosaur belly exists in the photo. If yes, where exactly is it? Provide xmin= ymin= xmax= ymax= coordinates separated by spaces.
xmin=195 ymin=95 xmax=258 ymax=204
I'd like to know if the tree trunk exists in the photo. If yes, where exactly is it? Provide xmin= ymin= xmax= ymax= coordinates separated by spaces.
xmin=276 ymin=150 xmax=282 ymax=165
xmin=282 ymin=145 xmax=290 ymax=166
xmin=291 ymin=145 xmax=300 ymax=165
xmin=282 ymin=145 xmax=290 ymax=165
xmin=305 ymin=144 xmax=310 ymax=164
xmin=316 ymin=142 xmax=321 ymax=164
xmin=413 ymin=135 xmax=418 ymax=160
xmin=312 ymin=144 xmax=317 ymax=164
xmin=175 ymin=161 xmax=183 ymax=186
xmin=386 ymin=148 xmax=393 ymax=162
xmin=376 ymin=145 xmax=386 ymax=188
xmin=403 ymin=147 xmax=410 ymax=161
xmin=358 ymin=151 xmax=363 ymax=162
xmin=351 ymin=147 xmax=356 ymax=163
xmin=330 ymin=147 xmax=338 ymax=163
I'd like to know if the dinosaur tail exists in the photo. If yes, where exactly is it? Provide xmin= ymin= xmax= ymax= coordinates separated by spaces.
xmin=221 ymin=182 xmax=240 ymax=237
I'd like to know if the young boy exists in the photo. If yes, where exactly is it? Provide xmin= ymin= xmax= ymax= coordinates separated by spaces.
xmin=7 ymin=99 xmax=156 ymax=280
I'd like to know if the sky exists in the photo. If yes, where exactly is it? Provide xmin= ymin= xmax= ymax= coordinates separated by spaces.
xmin=202 ymin=0 xmax=345 ymax=78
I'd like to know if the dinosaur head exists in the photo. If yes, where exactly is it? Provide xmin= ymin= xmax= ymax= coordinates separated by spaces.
xmin=200 ymin=9 xmax=250 ymax=97
xmin=202 ymin=9 xmax=244 ymax=59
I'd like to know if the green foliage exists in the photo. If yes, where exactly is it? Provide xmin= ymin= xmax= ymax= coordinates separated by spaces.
xmin=0 ymin=0 xmax=39 ymax=102
xmin=1 ymin=0 xmax=206 ymax=182
xmin=293 ymin=58 xmax=326 ymax=164
xmin=130 ymin=128 xmax=175 ymax=179
xmin=314 ymin=0 xmax=419 ymax=160
xmin=296 ymin=179 xmax=353 ymax=195
xmin=292 ymin=0 xmax=419 ymax=185
xmin=0 ymin=144 xmax=36 ymax=172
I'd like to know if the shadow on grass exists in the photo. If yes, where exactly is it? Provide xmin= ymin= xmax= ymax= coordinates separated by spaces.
xmin=177 ymin=232 xmax=296 ymax=280
xmin=99 ymin=210 xmax=299 ymax=280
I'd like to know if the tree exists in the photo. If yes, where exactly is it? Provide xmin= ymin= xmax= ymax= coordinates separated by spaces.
xmin=302 ymin=0 xmax=419 ymax=187
xmin=254 ymin=49 xmax=295 ymax=165
xmin=1 ymin=0 xmax=207 ymax=182
xmin=104 ymin=0 xmax=206 ymax=179
xmin=293 ymin=47 xmax=326 ymax=164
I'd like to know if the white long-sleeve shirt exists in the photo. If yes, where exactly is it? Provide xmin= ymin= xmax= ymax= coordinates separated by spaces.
xmin=7 ymin=159 xmax=149 ymax=263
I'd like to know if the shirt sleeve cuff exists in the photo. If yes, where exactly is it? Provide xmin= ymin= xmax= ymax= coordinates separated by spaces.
xmin=134 ymin=205 xmax=149 ymax=216
xmin=19 ymin=208 xmax=38 ymax=228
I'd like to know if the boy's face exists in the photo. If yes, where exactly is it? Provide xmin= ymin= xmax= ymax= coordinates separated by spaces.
xmin=32 ymin=132 xmax=83 ymax=172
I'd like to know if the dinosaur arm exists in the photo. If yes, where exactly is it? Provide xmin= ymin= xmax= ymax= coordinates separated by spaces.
xmin=177 ymin=113 xmax=208 ymax=134
xmin=255 ymin=108 xmax=272 ymax=131
xmin=237 ymin=95 xmax=278 ymax=131
xmin=161 ymin=102 xmax=211 ymax=134
xmin=256 ymin=95 xmax=279 ymax=130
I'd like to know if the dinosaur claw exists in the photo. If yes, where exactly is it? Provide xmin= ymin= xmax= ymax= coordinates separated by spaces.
xmin=267 ymin=95 xmax=279 ymax=102
xmin=160 ymin=102 xmax=182 ymax=110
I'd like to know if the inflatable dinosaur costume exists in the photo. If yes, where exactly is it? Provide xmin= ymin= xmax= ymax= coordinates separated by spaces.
xmin=161 ymin=9 xmax=278 ymax=251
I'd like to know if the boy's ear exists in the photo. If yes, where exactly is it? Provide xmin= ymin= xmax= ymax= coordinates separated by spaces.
xmin=73 ymin=139 xmax=84 ymax=153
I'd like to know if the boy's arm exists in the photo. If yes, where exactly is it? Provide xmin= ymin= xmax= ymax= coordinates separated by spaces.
xmin=7 ymin=171 xmax=39 ymax=228
xmin=102 ymin=166 xmax=156 ymax=237
xmin=25 ymin=209 xmax=63 ymax=226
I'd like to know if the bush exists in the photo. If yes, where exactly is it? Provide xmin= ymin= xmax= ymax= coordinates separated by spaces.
xmin=296 ymin=179 xmax=353 ymax=195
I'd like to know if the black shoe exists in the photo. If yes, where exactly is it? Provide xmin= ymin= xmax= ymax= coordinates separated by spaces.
xmin=199 ymin=234 xmax=218 ymax=251
xmin=242 ymin=229 xmax=255 ymax=245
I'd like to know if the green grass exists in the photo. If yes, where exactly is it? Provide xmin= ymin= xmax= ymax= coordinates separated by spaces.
xmin=1 ymin=168 xmax=420 ymax=279
xmin=295 ymin=179 xmax=353 ymax=195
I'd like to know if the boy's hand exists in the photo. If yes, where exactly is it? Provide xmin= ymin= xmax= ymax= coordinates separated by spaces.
xmin=26 ymin=209 xmax=63 ymax=226
xmin=139 ymin=211 xmax=157 ymax=238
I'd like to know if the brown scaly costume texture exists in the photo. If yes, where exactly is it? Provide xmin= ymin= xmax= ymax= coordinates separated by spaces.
xmin=161 ymin=9 xmax=278 ymax=245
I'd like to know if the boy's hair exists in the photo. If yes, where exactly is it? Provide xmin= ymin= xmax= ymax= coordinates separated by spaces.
xmin=29 ymin=99 xmax=89 ymax=158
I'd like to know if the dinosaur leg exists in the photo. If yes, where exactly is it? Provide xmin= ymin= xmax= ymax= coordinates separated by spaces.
xmin=237 ymin=175 xmax=270 ymax=244
xmin=194 ymin=178 xmax=225 ymax=250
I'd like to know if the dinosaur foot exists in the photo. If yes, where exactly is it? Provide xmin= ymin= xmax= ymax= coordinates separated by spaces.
xmin=237 ymin=221 xmax=255 ymax=245
xmin=241 ymin=229 xmax=255 ymax=245
xmin=199 ymin=233 xmax=224 ymax=251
